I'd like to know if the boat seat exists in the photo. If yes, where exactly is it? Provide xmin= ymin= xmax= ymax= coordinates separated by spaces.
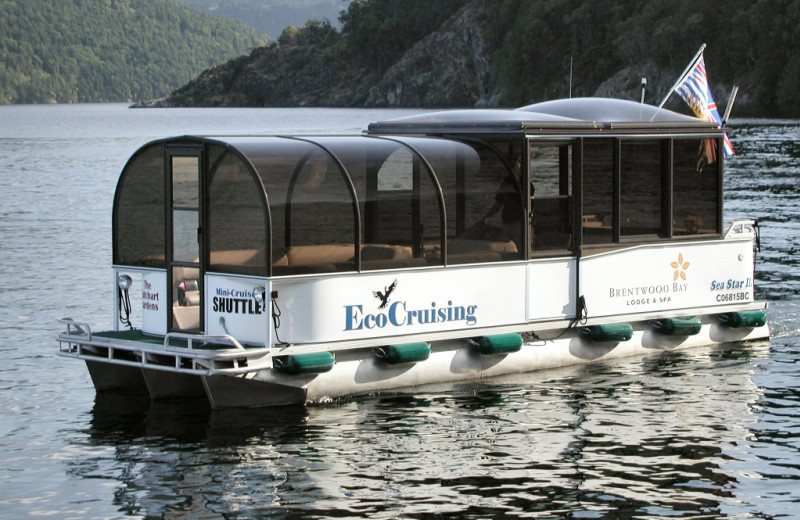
xmin=533 ymin=231 xmax=572 ymax=250
xmin=172 ymin=266 xmax=199 ymax=304
xmin=172 ymin=305 xmax=200 ymax=330
xmin=172 ymin=265 xmax=201 ymax=330
xmin=285 ymin=244 xmax=357 ymax=266
xmin=447 ymin=252 xmax=505 ymax=264
xmin=448 ymin=238 xmax=518 ymax=254
xmin=270 ymin=243 xmax=414 ymax=274
xmin=447 ymin=237 xmax=519 ymax=264
xmin=209 ymin=248 xmax=265 ymax=267
xmin=361 ymin=244 xmax=412 ymax=261
xmin=271 ymin=263 xmax=340 ymax=276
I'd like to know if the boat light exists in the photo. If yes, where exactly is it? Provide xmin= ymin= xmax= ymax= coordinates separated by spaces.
xmin=118 ymin=274 xmax=132 ymax=290
xmin=253 ymin=286 xmax=266 ymax=304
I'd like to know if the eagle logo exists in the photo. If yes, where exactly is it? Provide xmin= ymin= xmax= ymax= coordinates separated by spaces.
xmin=373 ymin=279 xmax=398 ymax=309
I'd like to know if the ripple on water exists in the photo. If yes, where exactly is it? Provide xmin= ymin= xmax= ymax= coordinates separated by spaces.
xmin=2 ymin=108 xmax=800 ymax=519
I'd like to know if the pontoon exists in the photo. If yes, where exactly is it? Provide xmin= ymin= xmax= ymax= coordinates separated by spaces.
xmin=57 ymin=98 xmax=769 ymax=407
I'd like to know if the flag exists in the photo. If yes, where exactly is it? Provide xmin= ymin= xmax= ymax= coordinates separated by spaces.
xmin=675 ymin=54 xmax=734 ymax=162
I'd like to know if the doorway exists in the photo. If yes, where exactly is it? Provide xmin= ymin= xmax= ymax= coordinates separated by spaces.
xmin=168 ymin=148 xmax=203 ymax=332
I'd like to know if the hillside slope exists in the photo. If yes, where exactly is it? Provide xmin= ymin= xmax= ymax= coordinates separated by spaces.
xmin=155 ymin=0 xmax=800 ymax=116
xmin=162 ymin=0 xmax=474 ymax=107
xmin=174 ymin=0 xmax=349 ymax=37
xmin=0 ymin=0 xmax=268 ymax=104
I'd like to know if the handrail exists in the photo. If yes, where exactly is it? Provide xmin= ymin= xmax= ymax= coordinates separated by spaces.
xmin=59 ymin=318 xmax=93 ymax=340
xmin=164 ymin=332 xmax=247 ymax=351
xmin=723 ymin=219 xmax=756 ymax=239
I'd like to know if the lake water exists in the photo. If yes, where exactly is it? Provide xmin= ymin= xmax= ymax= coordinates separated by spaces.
xmin=1 ymin=104 xmax=798 ymax=519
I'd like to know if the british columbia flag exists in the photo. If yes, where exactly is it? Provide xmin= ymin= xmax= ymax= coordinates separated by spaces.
xmin=675 ymin=54 xmax=734 ymax=161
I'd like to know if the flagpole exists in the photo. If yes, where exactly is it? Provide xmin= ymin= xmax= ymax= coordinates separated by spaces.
xmin=658 ymin=43 xmax=706 ymax=108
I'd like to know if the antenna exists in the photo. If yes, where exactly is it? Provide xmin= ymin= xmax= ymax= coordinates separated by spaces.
xmin=722 ymin=85 xmax=739 ymax=126
xmin=640 ymin=78 xmax=647 ymax=103
xmin=569 ymin=54 xmax=573 ymax=98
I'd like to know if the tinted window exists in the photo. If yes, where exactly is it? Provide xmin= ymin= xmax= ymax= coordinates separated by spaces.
xmin=407 ymin=138 xmax=524 ymax=265
xmin=208 ymin=149 xmax=267 ymax=275
xmin=316 ymin=137 xmax=444 ymax=270
xmin=530 ymin=141 xmax=573 ymax=252
xmin=582 ymin=139 xmax=614 ymax=244
xmin=114 ymin=143 xmax=165 ymax=267
xmin=620 ymin=140 xmax=663 ymax=236
xmin=673 ymin=139 xmax=720 ymax=235
xmin=243 ymin=138 xmax=357 ymax=275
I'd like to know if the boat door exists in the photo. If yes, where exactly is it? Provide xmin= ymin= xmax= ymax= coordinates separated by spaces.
xmin=167 ymin=147 xmax=203 ymax=333
xmin=526 ymin=138 xmax=579 ymax=321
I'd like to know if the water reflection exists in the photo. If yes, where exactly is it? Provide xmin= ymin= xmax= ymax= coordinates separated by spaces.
xmin=720 ymin=337 xmax=800 ymax=518
xmin=727 ymin=122 xmax=800 ymax=305
xmin=63 ymin=341 xmax=781 ymax=518
xmin=4 ymin=106 xmax=796 ymax=518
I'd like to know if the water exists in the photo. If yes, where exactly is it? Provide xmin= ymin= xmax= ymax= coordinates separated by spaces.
xmin=1 ymin=104 xmax=798 ymax=519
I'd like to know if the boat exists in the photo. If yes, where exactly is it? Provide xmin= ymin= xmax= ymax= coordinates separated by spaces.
xmin=57 ymin=97 xmax=769 ymax=408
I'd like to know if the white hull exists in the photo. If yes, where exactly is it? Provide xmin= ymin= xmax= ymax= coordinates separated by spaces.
xmin=59 ymin=309 xmax=769 ymax=408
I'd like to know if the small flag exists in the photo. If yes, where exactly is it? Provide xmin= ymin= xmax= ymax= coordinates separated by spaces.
xmin=675 ymin=54 xmax=734 ymax=162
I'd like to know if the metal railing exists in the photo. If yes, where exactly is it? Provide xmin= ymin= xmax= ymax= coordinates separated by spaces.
xmin=56 ymin=318 xmax=273 ymax=375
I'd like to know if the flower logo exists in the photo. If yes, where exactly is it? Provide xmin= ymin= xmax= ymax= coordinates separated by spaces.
xmin=671 ymin=253 xmax=690 ymax=281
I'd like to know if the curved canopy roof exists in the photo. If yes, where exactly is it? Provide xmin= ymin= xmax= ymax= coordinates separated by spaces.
xmin=367 ymin=108 xmax=580 ymax=134
xmin=518 ymin=97 xmax=709 ymax=125
xmin=367 ymin=97 xmax=716 ymax=134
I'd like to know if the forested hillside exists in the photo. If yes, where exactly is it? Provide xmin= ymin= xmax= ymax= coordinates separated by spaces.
xmin=161 ymin=0 xmax=800 ymax=116
xmin=7 ymin=0 xmax=800 ymax=114
xmin=483 ymin=0 xmax=795 ymax=113
xmin=174 ymin=0 xmax=349 ymax=37
xmin=0 ymin=0 xmax=268 ymax=104
xmin=165 ymin=0 xmax=471 ymax=107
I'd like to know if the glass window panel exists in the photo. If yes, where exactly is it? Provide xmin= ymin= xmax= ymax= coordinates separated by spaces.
xmin=316 ymin=136 xmax=443 ymax=270
xmin=172 ymin=156 xmax=199 ymax=209
xmin=208 ymin=150 xmax=267 ymax=275
xmin=172 ymin=209 xmax=199 ymax=263
xmin=289 ymin=149 xmax=353 ymax=246
xmin=582 ymin=139 xmax=614 ymax=244
xmin=377 ymin=149 xmax=413 ymax=191
xmin=171 ymin=156 xmax=199 ymax=263
xmin=408 ymin=138 xmax=524 ymax=264
xmin=620 ymin=141 xmax=663 ymax=236
xmin=114 ymin=144 xmax=165 ymax=267
xmin=673 ymin=139 xmax=719 ymax=235
xmin=531 ymin=144 xmax=571 ymax=197
xmin=530 ymin=142 xmax=573 ymax=252
xmin=244 ymin=138 xmax=357 ymax=275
